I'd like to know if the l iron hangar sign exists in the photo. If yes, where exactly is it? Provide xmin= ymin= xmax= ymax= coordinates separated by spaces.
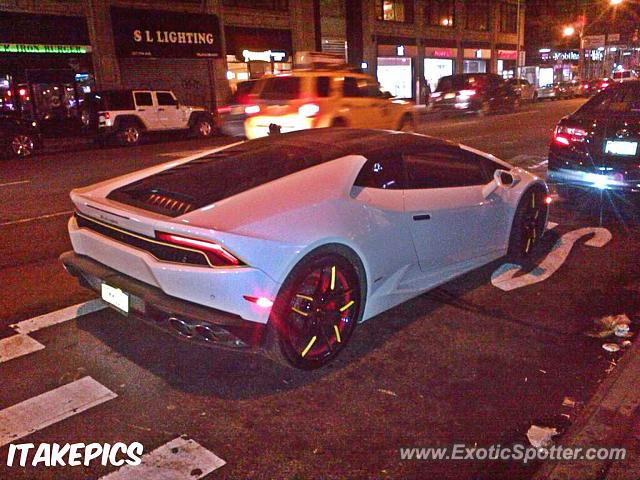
xmin=111 ymin=7 xmax=222 ymax=58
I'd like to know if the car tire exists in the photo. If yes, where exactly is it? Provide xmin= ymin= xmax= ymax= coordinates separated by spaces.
xmin=116 ymin=122 xmax=142 ymax=147
xmin=397 ymin=113 xmax=415 ymax=132
xmin=192 ymin=117 xmax=214 ymax=138
xmin=331 ymin=118 xmax=348 ymax=128
xmin=477 ymin=100 xmax=491 ymax=116
xmin=264 ymin=245 xmax=366 ymax=370
xmin=8 ymin=133 xmax=36 ymax=158
xmin=507 ymin=187 xmax=548 ymax=260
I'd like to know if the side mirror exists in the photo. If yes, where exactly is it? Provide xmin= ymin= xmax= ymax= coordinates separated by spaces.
xmin=482 ymin=169 xmax=516 ymax=198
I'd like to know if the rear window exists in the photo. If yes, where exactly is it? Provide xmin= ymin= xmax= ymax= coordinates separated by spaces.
xmin=258 ymin=77 xmax=301 ymax=100
xmin=97 ymin=91 xmax=133 ymax=111
xmin=436 ymin=75 xmax=487 ymax=92
xmin=577 ymin=84 xmax=640 ymax=115
xmin=613 ymin=71 xmax=631 ymax=80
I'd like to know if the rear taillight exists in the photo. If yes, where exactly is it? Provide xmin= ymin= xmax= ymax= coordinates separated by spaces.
xmin=244 ymin=105 xmax=260 ymax=115
xmin=600 ymin=82 xmax=609 ymax=89
xmin=103 ymin=112 xmax=110 ymax=119
xmin=217 ymin=106 xmax=232 ymax=114
xmin=298 ymin=103 xmax=320 ymax=117
xmin=553 ymin=125 xmax=587 ymax=147
xmin=156 ymin=232 xmax=241 ymax=267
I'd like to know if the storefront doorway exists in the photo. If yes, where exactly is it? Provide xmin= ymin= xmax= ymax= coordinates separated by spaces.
xmin=424 ymin=58 xmax=454 ymax=91
xmin=463 ymin=60 xmax=487 ymax=74
xmin=377 ymin=57 xmax=413 ymax=98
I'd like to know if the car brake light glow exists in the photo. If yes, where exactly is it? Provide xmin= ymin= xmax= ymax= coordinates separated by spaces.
xmin=545 ymin=195 xmax=553 ymax=205
xmin=156 ymin=232 xmax=241 ymax=266
xmin=244 ymin=104 xmax=260 ymax=115
xmin=243 ymin=295 xmax=274 ymax=308
xmin=554 ymin=135 xmax=571 ymax=146
xmin=553 ymin=125 xmax=587 ymax=146
xmin=601 ymin=82 xmax=609 ymax=88
xmin=103 ymin=112 xmax=110 ymax=119
xmin=298 ymin=103 xmax=320 ymax=117
xmin=217 ymin=106 xmax=232 ymax=114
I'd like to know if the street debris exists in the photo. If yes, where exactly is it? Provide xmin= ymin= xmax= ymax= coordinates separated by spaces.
xmin=527 ymin=425 xmax=559 ymax=448
xmin=562 ymin=396 xmax=577 ymax=408
xmin=602 ymin=343 xmax=621 ymax=353
xmin=377 ymin=389 xmax=398 ymax=397
xmin=605 ymin=359 xmax=618 ymax=375
xmin=621 ymin=340 xmax=632 ymax=348
xmin=587 ymin=314 xmax=632 ymax=339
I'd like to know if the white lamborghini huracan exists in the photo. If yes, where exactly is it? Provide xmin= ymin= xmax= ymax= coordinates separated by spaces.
xmin=62 ymin=129 xmax=549 ymax=369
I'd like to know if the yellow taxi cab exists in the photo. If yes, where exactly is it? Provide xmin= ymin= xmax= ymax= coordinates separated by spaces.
xmin=243 ymin=69 xmax=416 ymax=139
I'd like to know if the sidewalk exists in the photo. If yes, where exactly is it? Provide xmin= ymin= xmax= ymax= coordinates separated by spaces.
xmin=533 ymin=337 xmax=640 ymax=480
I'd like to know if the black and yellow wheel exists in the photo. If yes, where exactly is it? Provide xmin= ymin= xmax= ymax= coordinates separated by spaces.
xmin=265 ymin=246 xmax=365 ymax=370
xmin=508 ymin=187 xmax=548 ymax=260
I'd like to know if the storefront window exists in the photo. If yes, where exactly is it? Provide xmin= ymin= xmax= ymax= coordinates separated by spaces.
xmin=222 ymin=0 xmax=288 ymax=10
xmin=426 ymin=0 xmax=455 ymax=27
xmin=375 ymin=0 xmax=414 ymax=23
xmin=499 ymin=2 xmax=518 ymax=33
xmin=424 ymin=58 xmax=454 ymax=91
xmin=377 ymin=57 xmax=413 ymax=98
xmin=463 ymin=60 xmax=487 ymax=74
xmin=465 ymin=0 xmax=490 ymax=31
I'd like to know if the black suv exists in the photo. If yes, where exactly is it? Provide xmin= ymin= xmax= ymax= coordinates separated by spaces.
xmin=1 ymin=113 xmax=41 ymax=159
xmin=430 ymin=73 xmax=519 ymax=115
xmin=548 ymin=80 xmax=640 ymax=198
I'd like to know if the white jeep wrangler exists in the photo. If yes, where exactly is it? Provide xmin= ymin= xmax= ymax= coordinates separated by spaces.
xmin=97 ymin=90 xmax=215 ymax=146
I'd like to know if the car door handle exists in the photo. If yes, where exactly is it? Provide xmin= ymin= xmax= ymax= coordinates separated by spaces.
xmin=137 ymin=109 xmax=146 ymax=112
xmin=158 ymin=108 xmax=165 ymax=111
xmin=413 ymin=214 xmax=431 ymax=221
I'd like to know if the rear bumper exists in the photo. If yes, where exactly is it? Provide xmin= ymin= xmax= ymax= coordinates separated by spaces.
xmin=548 ymin=149 xmax=640 ymax=192
xmin=60 ymin=251 xmax=266 ymax=349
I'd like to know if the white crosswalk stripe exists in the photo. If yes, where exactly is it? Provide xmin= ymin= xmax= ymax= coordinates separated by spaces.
xmin=100 ymin=437 xmax=225 ymax=479
xmin=0 ymin=334 xmax=45 ymax=364
xmin=0 ymin=377 xmax=117 ymax=447
xmin=10 ymin=299 xmax=105 ymax=335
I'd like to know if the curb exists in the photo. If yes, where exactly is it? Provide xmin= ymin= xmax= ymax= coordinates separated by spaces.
xmin=532 ymin=338 xmax=640 ymax=480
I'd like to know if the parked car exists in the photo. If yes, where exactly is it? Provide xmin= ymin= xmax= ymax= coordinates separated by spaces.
xmin=506 ymin=78 xmax=537 ymax=102
xmin=536 ymin=84 xmax=558 ymax=101
xmin=578 ymin=80 xmax=596 ymax=97
xmin=593 ymin=78 xmax=613 ymax=94
xmin=0 ymin=112 xmax=42 ymax=159
xmin=96 ymin=89 xmax=215 ymax=146
xmin=430 ymin=73 xmax=520 ymax=115
xmin=61 ymin=128 xmax=549 ymax=369
xmin=217 ymin=80 xmax=259 ymax=137
xmin=555 ymin=82 xmax=577 ymax=99
xmin=612 ymin=70 xmax=636 ymax=83
xmin=548 ymin=80 xmax=640 ymax=199
xmin=243 ymin=70 xmax=415 ymax=139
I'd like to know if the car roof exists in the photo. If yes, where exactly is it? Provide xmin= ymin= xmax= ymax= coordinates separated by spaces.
xmin=264 ymin=70 xmax=372 ymax=79
xmin=225 ymin=128 xmax=449 ymax=157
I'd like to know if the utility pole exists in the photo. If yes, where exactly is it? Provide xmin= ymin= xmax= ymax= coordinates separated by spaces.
xmin=515 ymin=0 xmax=521 ymax=77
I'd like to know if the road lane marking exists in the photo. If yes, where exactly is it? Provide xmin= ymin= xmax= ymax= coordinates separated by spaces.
xmin=491 ymin=227 xmax=612 ymax=291
xmin=0 ymin=180 xmax=30 ymax=188
xmin=11 ymin=299 xmax=106 ymax=335
xmin=0 ymin=377 xmax=117 ymax=447
xmin=100 ymin=437 xmax=225 ymax=479
xmin=0 ymin=334 xmax=45 ymax=363
xmin=0 ymin=210 xmax=72 ymax=227
xmin=157 ymin=149 xmax=208 ymax=158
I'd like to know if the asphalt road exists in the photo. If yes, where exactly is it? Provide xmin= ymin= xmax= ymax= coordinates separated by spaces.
xmin=1 ymin=98 xmax=639 ymax=480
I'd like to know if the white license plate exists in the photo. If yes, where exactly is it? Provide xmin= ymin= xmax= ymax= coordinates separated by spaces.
xmin=101 ymin=283 xmax=129 ymax=313
xmin=605 ymin=140 xmax=638 ymax=156
xmin=444 ymin=93 xmax=455 ymax=99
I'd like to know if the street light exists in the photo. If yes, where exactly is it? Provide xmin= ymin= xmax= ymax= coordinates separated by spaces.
xmin=563 ymin=25 xmax=576 ymax=37
xmin=609 ymin=0 xmax=623 ymax=5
